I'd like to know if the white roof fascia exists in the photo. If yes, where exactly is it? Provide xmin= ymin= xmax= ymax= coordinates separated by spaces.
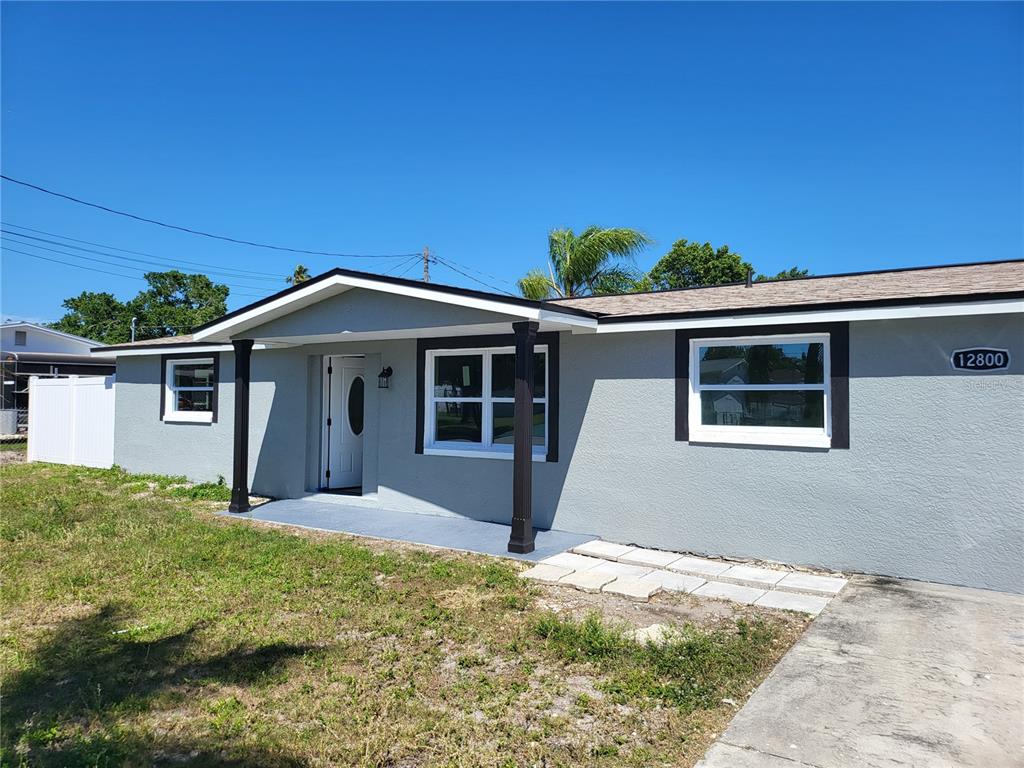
xmin=538 ymin=308 xmax=597 ymax=331
xmin=99 ymin=343 xmax=275 ymax=358
xmin=99 ymin=299 xmax=1022 ymax=353
xmin=593 ymin=298 xmax=1024 ymax=333
xmin=192 ymin=274 xmax=597 ymax=342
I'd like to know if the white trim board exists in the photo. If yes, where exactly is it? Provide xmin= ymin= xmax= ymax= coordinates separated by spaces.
xmin=101 ymin=298 xmax=1023 ymax=356
xmin=589 ymin=298 xmax=1024 ymax=334
xmin=255 ymin=322 xmax=551 ymax=346
xmin=103 ymin=343 xmax=274 ymax=358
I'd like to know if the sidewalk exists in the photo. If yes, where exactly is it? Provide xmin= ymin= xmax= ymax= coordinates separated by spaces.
xmin=697 ymin=577 xmax=1024 ymax=768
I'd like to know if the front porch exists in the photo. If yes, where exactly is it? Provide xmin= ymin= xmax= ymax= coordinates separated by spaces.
xmin=190 ymin=269 xmax=599 ymax=555
xmin=221 ymin=498 xmax=596 ymax=561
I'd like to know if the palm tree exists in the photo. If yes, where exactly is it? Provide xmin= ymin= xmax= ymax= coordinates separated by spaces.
xmin=286 ymin=264 xmax=311 ymax=285
xmin=517 ymin=227 xmax=651 ymax=300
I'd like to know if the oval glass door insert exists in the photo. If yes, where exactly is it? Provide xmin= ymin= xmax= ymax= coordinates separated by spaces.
xmin=348 ymin=376 xmax=364 ymax=436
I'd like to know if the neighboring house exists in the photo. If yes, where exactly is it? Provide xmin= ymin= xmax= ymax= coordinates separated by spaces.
xmin=97 ymin=259 xmax=1024 ymax=593
xmin=1 ymin=322 xmax=116 ymax=414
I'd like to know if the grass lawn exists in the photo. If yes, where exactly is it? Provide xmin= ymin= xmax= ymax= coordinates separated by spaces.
xmin=1 ymin=458 xmax=807 ymax=767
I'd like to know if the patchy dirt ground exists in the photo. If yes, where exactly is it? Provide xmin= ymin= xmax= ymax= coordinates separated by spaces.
xmin=535 ymin=582 xmax=810 ymax=633
xmin=0 ymin=445 xmax=26 ymax=465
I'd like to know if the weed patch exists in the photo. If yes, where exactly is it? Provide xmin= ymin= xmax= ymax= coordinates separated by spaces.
xmin=536 ymin=613 xmax=779 ymax=712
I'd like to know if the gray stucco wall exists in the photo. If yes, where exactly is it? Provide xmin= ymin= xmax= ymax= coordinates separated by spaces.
xmin=114 ymin=348 xmax=311 ymax=498
xmin=545 ymin=315 xmax=1023 ymax=595
xmin=112 ymin=313 xmax=1024 ymax=593
xmin=244 ymin=288 xmax=520 ymax=338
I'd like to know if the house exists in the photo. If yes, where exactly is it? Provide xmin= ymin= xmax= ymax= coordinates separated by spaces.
xmin=95 ymin=259 xmax=1024 ymax=593
xmin=1 ymin=322 xmax=116 ymax=416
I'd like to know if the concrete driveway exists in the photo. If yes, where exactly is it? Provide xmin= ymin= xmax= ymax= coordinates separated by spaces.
xmin=698 ymin=576 xmax=1024 ymax=768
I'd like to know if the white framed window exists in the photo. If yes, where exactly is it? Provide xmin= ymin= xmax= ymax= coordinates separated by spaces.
xmin=424 ymin=346 xmax=547 ymax=460
xmin=163 ymin=357 xmax=216 ymax=423
xmin=689 ymin=333 xmax=831 ymax=448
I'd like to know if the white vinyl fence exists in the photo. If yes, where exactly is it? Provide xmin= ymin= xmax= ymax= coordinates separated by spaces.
xmin=28 ymin=375 xmax=115 ymax=468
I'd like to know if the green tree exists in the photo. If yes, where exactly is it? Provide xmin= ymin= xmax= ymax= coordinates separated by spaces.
xmin=517 ymin=227 xmax=651 ymax=299
xmin=646 ymin=239 xmax=811 ymax=289
xmin=50 ymin=271 xmax=230 ymax=344
xmin=286 ymin=264 xmax=311 ymax=285
xmin=126 ymin=271 xmax=229 ymax=339
xmin=756 ymin=266 xmax=810 ymax=281
xmin=645 ymin=239 xmax=752 ymax=290
xmin=50 ymin=292 xmax=134 ymax=345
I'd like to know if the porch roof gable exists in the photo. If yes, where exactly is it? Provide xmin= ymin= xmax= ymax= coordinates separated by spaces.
xmin=189 ymin=267 xmax=599 ymax=343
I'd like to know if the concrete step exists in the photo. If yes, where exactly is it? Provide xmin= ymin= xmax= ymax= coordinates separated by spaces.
xmin=572 ymin=542 xmax=848 ymax=596
xmin=533 ymin=543 xmax=848 ymax=613
xmin=692 ymin=581 xmax=766 ymax=605
xmin=602 ymin=576 xmax=662 ymax=601
xmin=717 ymin=564 xmax=787 ymax=589
xmin=775 ymin=572 xmax=847 ymax=597
xmin=753 ymin=590 xmax=830 ymax=617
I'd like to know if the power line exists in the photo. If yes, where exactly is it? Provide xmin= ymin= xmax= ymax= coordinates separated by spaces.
xmin=2 ymin=245 xmax=271 ymax=299
xmin=2 ymin=221 xmax=287 ymax=279
xmin=393 ymin=257 xmax=422 ymax=279
xmin=1 ymin=229 xmax=285 ymax=284
xmin=433 ymin=254 xmax=519 ymax=289
xmin=4 ymin=246 xmax=146 ymax=282
xmin=432 ymin=256 xmax=515 ymax=296
xmin=1 ymin=174 xmax=421 ymax=259
xmin=1 ymin=236 xmax=277 ymax=295
xmin=382 ymin=253 xmax=422 ymax=276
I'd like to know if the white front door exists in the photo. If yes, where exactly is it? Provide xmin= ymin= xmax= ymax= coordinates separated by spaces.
xmin=324 ymin=357 xmax=365 ymax=489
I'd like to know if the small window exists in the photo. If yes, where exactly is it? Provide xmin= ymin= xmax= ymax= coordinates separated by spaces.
xmin=425 ymin=346 xmax=547 ymax=459
xmin=689 ymin=334 xmax=831 ymax=448
xmin=163 ymin=357 xmax=217 ymax=423
xmin=14 ymin=330 xmax=26 ymax=346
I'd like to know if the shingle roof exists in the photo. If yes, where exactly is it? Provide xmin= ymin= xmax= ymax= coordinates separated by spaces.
xmin=98 ymin=334 xmax=202 ymax=351
xmin=97 ymin=259 xmax=1024 ymax=351
xmin=547 ymin=259 xmax=1024 ymax=319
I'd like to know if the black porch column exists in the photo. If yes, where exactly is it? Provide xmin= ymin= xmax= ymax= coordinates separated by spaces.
xmin=508 ymin=321 xmax=538 ymax=553
xmin=228 ymin=339 xmax=254 ymax=513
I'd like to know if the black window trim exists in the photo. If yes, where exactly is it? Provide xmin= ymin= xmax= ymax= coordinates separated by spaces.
xmin=416 ymin=332 xmax=560 ymax=462
xmin=160 ymin=351 xmax=220 ymax=423
xmin=674 ymin=322 xmax=849 ymax=449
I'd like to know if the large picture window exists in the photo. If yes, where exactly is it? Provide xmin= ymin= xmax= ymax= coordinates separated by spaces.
xmin=425 ymin=346 xmax=547 ymax=459
xmin=162 ymin=356 xmax=218 ymax=423
xmin=688 ymin=334 xmax=831 ymax=447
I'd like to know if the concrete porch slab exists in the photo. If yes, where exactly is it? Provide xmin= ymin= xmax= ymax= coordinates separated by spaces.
xmin=220 ymin=498 xmax=596 ymax=562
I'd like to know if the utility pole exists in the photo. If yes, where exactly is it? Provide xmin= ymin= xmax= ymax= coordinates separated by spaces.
xmin=130 ymin=316 xmax=138 ymax=343
xmin=422 ymin=246 xmax=431 ymax=283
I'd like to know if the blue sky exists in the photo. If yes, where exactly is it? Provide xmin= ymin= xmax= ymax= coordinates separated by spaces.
xmin=2 ymin=1 xmax=1021 ymax=324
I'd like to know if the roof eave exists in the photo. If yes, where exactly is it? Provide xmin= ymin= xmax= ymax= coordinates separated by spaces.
xmin=593 ymin=290 xmax=1024 ymax=325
